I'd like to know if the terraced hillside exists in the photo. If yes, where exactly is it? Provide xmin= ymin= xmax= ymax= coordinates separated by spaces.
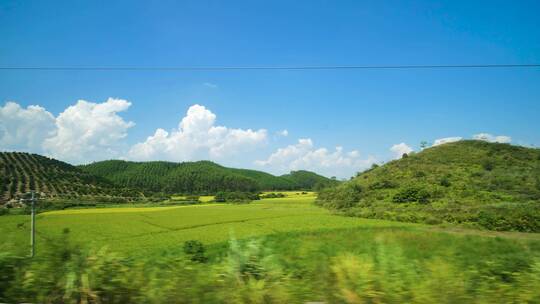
xmin=80 ymin=160 xmax=338 ymax=194
xmin=0 ymin=152 xmax=139 ymax=204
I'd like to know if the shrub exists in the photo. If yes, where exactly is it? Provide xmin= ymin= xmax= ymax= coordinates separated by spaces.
xmin=368 ymin=179 xmax=398 ymax=190
xmin=260 ymin=193 xmax=286 ymax=199
xmin=214 ymin=191 xmax=260 ymax=203
xmin=214 ymin=191 xmax=226 ymax=202
xmin=317 ymin=183 xmax=363 ymax=209
xmin=476 ymin=203 xmax=540 ymax=232
xmin=482 ymin=159 xmax=495 ymax=171
xmin=183 ymin=240 xmax=207 ymax=263
xmin=439 ymin=177 xmax=451 ymax=187
xmin=414 ymin=171 xmax=426 ymax=178
xmin=392 ymin=186 xmax=431 ymax=204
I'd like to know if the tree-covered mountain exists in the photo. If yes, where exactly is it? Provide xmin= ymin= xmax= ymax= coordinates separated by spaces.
xmin=80 ymin=160 xmax=337 ymax=194
xmin=281 ymin=170 xmax=340 ymax=190
xmin=0 ymin=152 xmax=140 ymax=204
xmin=79 ymin=160 xmax=260 ymax=194
xmin=317 ymin=140 xmax=540 ymax=232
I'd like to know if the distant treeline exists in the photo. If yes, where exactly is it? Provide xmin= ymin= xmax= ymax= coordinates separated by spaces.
xmin=0 ymin=152 xmax=337 ymax=205
xmin=80 ymin=160 xmax=339 ymax=194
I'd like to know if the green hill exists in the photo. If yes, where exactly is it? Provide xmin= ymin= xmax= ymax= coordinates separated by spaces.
xmin=0 ymin=152 xmax=140 ymax=204
xmin=281 ymin=170 xmax=340 ymax=190
xmin=227 ymin=168 xmax=298 ymax=190
xmin=80 ymin=160 xmax=337 ymax=194
xmin=79 ymin=160 xmax=260 ymax=194
xmin=316 ymin=140 xmax=540 ymax=232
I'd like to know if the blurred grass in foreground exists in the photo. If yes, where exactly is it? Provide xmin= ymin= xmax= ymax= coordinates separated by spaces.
xmin=1 ymin=226 xmax=539 ymax=303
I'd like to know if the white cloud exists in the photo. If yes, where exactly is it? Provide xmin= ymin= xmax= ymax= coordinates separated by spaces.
xmin=278 ymin=129 xmax=288 ymax=137
xmin=255 ymin=138 xmax=376 ymax=178
xmin=128 ymin=104 xmax=267 ymax=162
xmin=473 ymin=133 xmax=511 ymax=143
xmin=0 ymin=102 xmax=56 ymax=152
xmin=433 ymin=136 xmax=463 ymax=146
xmin=390 ymin=142 xmax=413 ymax=159
xmin=42 ymin=98 xmax=135 ymax=163
xmin=1 ymin=99 xmax=134 ymax=163
xmin=203 ymin=82 xmax=218 ymax=89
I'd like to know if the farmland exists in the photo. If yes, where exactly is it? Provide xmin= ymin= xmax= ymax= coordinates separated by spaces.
xmin=1 ymin=144 xmax=540 ymax=302
xmin=1 ymin=193 xmax=540 ymax=302
xmin=1 ymin=192 xmax=415 ymax=256
xmin=0 ymin=152 xmax=138 ymax=203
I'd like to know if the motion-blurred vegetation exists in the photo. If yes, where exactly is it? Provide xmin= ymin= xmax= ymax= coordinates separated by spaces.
xmin=1 ymin=229 xmax=539 ymax=303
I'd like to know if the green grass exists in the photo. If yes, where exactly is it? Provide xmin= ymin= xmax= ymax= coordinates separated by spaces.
xmin=260 ymin=228 xmax=540 ymax=302
xmin=0 ymin=195 xmax=414 ymax=257
xmin=2 ymin=193 xmax=539 ymax=258
xmin=1 ymin=195 xmax=540 ymax=302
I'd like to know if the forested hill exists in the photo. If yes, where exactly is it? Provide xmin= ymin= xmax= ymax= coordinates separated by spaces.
xmin=281 ymin=170 xmax=340 ymax=190
xmin=80 ymin=160 xmax=337 ymax=194
xmin=0 ymin=152 xmax=139 ymax=203
xmin=317 ymin=140 xmax=540 ymax=232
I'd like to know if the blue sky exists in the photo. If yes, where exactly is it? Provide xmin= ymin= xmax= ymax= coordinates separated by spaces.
xmin=1 ymin=0 xmax=539 ymax=178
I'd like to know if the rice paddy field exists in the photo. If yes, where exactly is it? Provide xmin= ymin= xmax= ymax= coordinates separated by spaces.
xmin=2 ymin=192 xmax=540 ymax=302
xmin=1 ymin=192 xmax=417 ymax=256
xmin=1 ymin=191 xmax=540 ymax=258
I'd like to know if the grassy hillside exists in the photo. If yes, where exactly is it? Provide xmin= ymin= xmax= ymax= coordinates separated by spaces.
xmin=317 ymin=140 xmax=540 ymax=232
xmin=80 ymin=160 xmax=336 ymax=194
xmin=0 ymin=152 xmax=139 ymax=204
xmin=281 ymin=170 xmax=340 ymax=190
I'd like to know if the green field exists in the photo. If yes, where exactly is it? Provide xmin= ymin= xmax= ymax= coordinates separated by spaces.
xmin=1 ymin=192 xmax=539 ymax=257
xmin=1 ymin=194 xmax=540 ymax=302
xmin=170 ymin=195 xmax=216 ymax=202
xmin=1 ymin=192 xmax=416 ymax=256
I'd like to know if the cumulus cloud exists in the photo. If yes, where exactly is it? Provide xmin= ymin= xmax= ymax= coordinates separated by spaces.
xmin=390 ymin=142 xmax=413 ymax=159
xmin=0 ymin=102 xmax=56 ymax=152
xmin=43 ymin=98 xmax=135 ymax=163
xmin=278 ymin=129 xmax=288 ymax=137
xmin=128 ymin=104 xmax=267 ymax=162
xmin=433 ymin=136 xmax=463 ymax=146
xmin=473 ymin=133 xmax=511 ymax=143
xmin=255 ymin=138 xmax=376 ymax=178
xmin=0 ymin=99 xmax=134 ymax=163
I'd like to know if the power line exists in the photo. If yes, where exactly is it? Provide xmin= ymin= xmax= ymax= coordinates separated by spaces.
xmin=0 ymin=64 xmax=539 ymax=71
